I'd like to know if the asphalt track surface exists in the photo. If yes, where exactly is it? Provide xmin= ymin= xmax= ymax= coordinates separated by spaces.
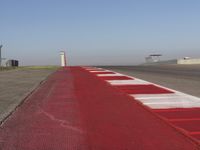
xmin=101 ymin=65 xmax=200 ymax=97
xmin=0 ymin=67 xmax=199 ymax=150
xmin=0 ymin=68 xmax=55 ymax=123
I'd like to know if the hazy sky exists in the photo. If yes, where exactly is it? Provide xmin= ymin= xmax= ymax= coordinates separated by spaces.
xmin=1 ymin=0 xmax=200 ymax=66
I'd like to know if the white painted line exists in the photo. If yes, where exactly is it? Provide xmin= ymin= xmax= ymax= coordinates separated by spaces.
xmin=133 ymin=94 xmax=200 ymax=109
xmin=83 ymin=67 xmax=104 ymax=71
xmin=132 ymin=93 xmax=182 ymax=100
xmin=85 ymin=69 xmax=99 ymax=70
xmin=131 ymin=93 xmax=200 ymax=109
xmin=133 ymin=93 xmax=200 ymax=102
xmin=89 ymin=70 xmax=109 ymax=72
xmin=135 ymin=96 xmax=199 ymax=104
xmin=85 ymin=68 xmax=103 ymax=70
xmin=144 ymin=102 xmax=200 ymax=109
xmin=91 ymin=67 xmax=200 ymax=109
xmin=97 ymin=73 xmax=123 ymax=76
xmin=108 ymin=79 xmax=148 ymax=85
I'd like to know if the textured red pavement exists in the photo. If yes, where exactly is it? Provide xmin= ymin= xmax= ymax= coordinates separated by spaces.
xmin=91 ymin=71 xmax=115 ymax=74
xmin=114 ymin=84 xmax=174 ymax=94
xmin=98 ymin=76 xmax=133 ymax=80
xmin=0 ymin=68 xmax=89 ymax=150
xmin=0 ymin=67 xmax=199 ymax=150
xmin=154 ymin=108 xmax=200 ymax=141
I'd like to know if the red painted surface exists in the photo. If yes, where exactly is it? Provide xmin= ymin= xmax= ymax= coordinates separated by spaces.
xmin=192 ymin=134 xmax=200 ymax=140
xmin=87 ymin=68 xmax=200 ymax=143
xmin=173 ymin=120 xmax=200 ymax=132
xmin=99 ymin=76 xmax=133 ymax=80
xmin=114 ymin=84 xmax=174 ymax=94
xmin=155 ymin=108 xmax=200 ymax=120
xmin=90 ymin=71 xmax=115 ymax=74
xmin=0 ymin=67 xmax=199 ymax=149
xmin=154 ymin=108 xmax=200 ymax=141
xmin=84 ymin=68 xmax=104 ymax=71
xmin=72 ymin=67 xmax=199 ymax=149
xmin=85 ymin=69 xmax=104 ymax=71
xmin=0 ymin=68 xmax=89 ymax=150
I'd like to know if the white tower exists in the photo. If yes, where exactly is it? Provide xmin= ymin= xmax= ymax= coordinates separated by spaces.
xmin=60 ymin=51 xmax=66 ymax=67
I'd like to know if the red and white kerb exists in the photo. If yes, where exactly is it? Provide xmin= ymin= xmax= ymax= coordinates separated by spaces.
xmin=83 ymin=66 xmax=200 ymax=142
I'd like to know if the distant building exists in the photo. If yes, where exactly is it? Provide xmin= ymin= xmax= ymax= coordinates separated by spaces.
xmin=145 ymin=54 xmax=162 ymax=63
xmin=145 ymin=55 xmax=200 ymax=65
xmin=177 ymin=57 xmax=200 ymax=64
xmin=6 ymin=60 xmax=19 ymax=67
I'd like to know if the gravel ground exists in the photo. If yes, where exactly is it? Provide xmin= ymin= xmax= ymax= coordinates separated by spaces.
xmin=101 ymin=65 xmax=200 ymax=98
xmin=0 ymin=67 xmax=58 ymax=123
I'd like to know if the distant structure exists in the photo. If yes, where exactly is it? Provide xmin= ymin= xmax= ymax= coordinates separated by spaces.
xmin=60 ymin=51 xmax=67 ymax=67
xmin=0 ymin=45 xmax=19 ymax=67
xmin=6 ymin=60 xmax=19 ymax=67
xmin=145 ymin=54 xmax=162 ymax=63
xmin=145 ymin=54 xmax=200 ymax=65
xmin=177 ymin=57 xmax=200 ymax=64
xmin=0 ymin=45 xmax=7 ymax=66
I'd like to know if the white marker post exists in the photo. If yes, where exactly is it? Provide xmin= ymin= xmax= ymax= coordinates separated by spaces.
xmin=60 ymin=51 xmax=66 ymax=67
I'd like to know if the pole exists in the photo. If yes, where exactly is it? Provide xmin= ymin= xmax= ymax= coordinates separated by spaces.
xmin=0 ymin=45 xmax=2 ymax=67
xmin=64 ymin=51 xmax=67 ymax=66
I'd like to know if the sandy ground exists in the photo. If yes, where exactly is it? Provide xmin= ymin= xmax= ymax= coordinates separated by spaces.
xmin=0 ymin=67 xmax=58 ymax=123
xmin=101 ymin=65 xmax=200 ymax=98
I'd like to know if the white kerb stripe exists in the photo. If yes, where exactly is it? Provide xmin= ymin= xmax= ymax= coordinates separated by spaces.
xmin=97 ymin=73 xmax=123 ymax=76
xmin=107 ymin=79 xmax=148 ymax=85
xmin=144 ymin=102 xmax=200 ymax=109
xmin=131 ymin=93 xmax=200 ymax=109
xmin=88 ymin=67 xmax=200 ymax=109
xmin=89 ymin=70 xmax=109 ymax=72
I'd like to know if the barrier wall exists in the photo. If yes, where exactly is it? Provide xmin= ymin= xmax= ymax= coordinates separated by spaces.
xmin=177 ymin=58 xmax=200 ymax=64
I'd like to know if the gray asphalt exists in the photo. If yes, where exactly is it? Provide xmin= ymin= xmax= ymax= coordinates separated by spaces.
xmin=101 ymin=64 xmax=200 ymax=98
xmin=0 ymin=67 xmax=57 ymax=123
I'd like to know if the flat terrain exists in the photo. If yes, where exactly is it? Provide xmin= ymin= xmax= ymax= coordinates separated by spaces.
xmin=101 ymin=64 xmax=200 ymax=97
xmin=0 ymin=66 xmax=58 ymax=123
xmin=1 ymin=67 xmax=198 ymax=149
